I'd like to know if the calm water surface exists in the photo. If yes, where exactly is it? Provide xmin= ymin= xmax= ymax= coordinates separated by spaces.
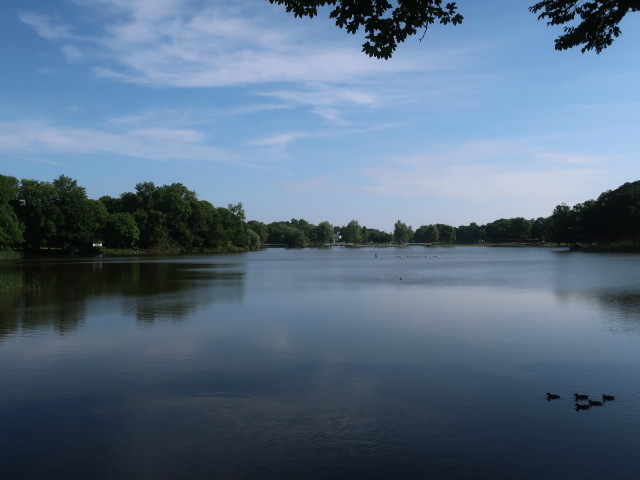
xmin=2 ymin=247 xmax=640 ymax=479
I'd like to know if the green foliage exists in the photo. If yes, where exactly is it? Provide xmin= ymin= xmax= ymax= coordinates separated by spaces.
xmin=393 ymin=220 xmax=414 ymax=244
xmin=134 ymin=209 xmax=169 ymax=249
xmin=228 ymin=203 xmax=246 ymax=221
xmin=5 ymin=175 xmax=260 ymax=254
xmin=590 ymin=181 xmax=640 ymax=243
xmin=341 ymin=219 xmax=364 ymax=244
xmin=507 ymin=217 xmax=532 ymax=242
xmin=267 ymin=221 xmax=308 ymax=247
xmin=248 ymin=220 xmax=269 ymax=243
xmin=313 ymin=221 xmax=334 ymax=245
xmin=456 ymin=222 xmax=484 ymax=244
xmin=104 ymin=212 xmax=140 ymax=249
xmin=0 ymin=175 xmax=23 ymax=249
xmin=246 ymin=229 xmax=262 ymax=251
xmin=49 ymin=175 xmax=98 ymax=252
xmin=365 ymin=228 xmax=392 ymax=243
xmin=5 ymin=174 xmax=640 ymax=254
xmin=414 ymin=224 xmax=439 ymax=243
xmin=435 ymin=224 xmax=456 ymax=244
xmin=16 ymin=179 xmax=59 ymax=250
xmin=485 ymin=219 xmax=513 ymax=243
xmin=530 ymin=217 xmax=547 ymax=242
xmin=547 ymin=203 xmax=578 ymax=243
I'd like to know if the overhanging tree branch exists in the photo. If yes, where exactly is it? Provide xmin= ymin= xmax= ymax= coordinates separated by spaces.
xmin=269 ymin=0 xmax=639 ymax=58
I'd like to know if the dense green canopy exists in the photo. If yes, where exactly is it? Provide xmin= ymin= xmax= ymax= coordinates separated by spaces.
xmin=2 ymin=174 xmax=640 ymax=252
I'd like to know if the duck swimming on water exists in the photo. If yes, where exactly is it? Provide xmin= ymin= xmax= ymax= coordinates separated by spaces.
xmin=575 ymin=403 xmax=590 ymax=411
xmin=574 ymin=393 xmax=589 ymax=400
xmin=546 ymin=393 xmax=560 ymax=400
xmin=602 ymin=394 xmax=615 ymax=401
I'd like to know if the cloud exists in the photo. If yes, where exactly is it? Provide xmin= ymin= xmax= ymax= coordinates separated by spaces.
xmin=18 ymin=11 xmax=77 ymax=41
xmin=359 ymin=139 xmax=613 ymax=206
xmin=251 ymin=133 xmax=307 ymax=149
xmin=262 ymin=86 xmax=379 ymax=124
xmin=21 ymin=1 xmax=408 ymax=87
xmin=0 ymin=118 xmax=252 ymax=166
xmin=19 ymin=0 xmax=471 ymax=122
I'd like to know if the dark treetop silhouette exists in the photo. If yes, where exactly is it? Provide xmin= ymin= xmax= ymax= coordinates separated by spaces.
xmin=268 ymin=0 xmax=639 ymax=58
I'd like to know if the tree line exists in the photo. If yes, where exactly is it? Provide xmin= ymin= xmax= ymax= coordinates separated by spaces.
xmin=0 ymin=175 xmax=257 ymax=253
xmin=1 ymin=174 xmax=639 ymax=252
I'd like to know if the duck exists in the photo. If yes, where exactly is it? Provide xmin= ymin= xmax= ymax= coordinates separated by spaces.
xmin=546 ymin=392 xmax=560 ymax=400
xmin=602 ymin=394 xmax=616 ymax=401
xmin=574 ymin=393 xmax=589 ymax=400
xmin=588 ymin=399 xmax=603 ymax=406
xmin=575 ymin=403 xmax=590 ymax=411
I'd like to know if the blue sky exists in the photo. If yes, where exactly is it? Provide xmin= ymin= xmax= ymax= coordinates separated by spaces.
xmin=1 ymin=0 xmax=639 ymax=231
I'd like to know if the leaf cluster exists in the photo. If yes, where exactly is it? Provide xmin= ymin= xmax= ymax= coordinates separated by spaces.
xmin=271 ymin=0 xmax=638 ymax=57
xmin=269 ymin=0 xmax=463 ymax=58
xmin=530 ymin=0 xmax=640 ymax=52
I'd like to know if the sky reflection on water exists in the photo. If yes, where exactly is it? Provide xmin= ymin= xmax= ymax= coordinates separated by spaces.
xmin=2 ymin=247 xmax=640 ymax=479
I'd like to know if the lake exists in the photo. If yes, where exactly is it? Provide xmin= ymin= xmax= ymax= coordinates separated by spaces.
xmin=1 ymin=246 xmax=640 ymax=479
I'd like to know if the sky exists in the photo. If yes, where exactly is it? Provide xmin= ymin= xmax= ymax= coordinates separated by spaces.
xmin=1 ymin=0 xmax=639 ymax=231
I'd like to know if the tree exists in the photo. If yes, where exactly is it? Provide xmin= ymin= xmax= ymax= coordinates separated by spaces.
xmin=507 ymin=217 xmax=532 ymax=241
xmin=591 ymin=180 xmax=640 ymax=243
xmin=415 ymin=224 xmax=439 ymax=243
xmin=456 ymin=222 xmax=483 ymax=243
xmin=16 ymin=179 xmax=59 ymax=250
xmin=341 ymin=219 xmax=364 ymax=244
xmin=188 ymin=200 xmax=218 ymax=250
xmin=248 ymin=220 xmax=269 ymax=243
xmin=270 ymin=0 xmax=637 ymax=58
xmin=0 ymin=175 xmax=24 ymax=249
xmin=134 ymin=209 xmax=169 ymax=249
xmin=269 ymin=0 xmax=463 ymax=58
xmin=104 ymin=212 xmax=140 ymax=249
xmin=547 ymin=203 xmax=579 ymax=243
xmin=313 ymin=221 xmax=334 ymax=245
xmin=365 ymin=228 xmax=392 ymax=243
xmin=530 ymin=1 xmax=640 ymax=53
xmin=436 ymin=223 xmax=456 ymax=243
xmin=267 ymin=222 xmax=307 ymax=247
xmin=214 ymin=206 xmax=248 ymax=249
xmin=393 ymin=220 xmax=414 ymax=244
xmin=246 ymin=228 xmax=262 ymax=251
xmin=572 ymin=200 xmax=600 ymax=243
xmin=135 ymin=181 xmax=157 ymax=210
xmin=154 ymin=183 xmax=197 ymax=250
xmin=51 ymin=175 xmax=96 ymax=251
xmin=530 ymin=217 xmax=547 ymax=242
xmin=228 ymin=203 xmax=246 ymax=221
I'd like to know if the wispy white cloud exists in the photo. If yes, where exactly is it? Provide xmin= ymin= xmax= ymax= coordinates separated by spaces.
xmin=359 ymin=140 xmax=614 ymax=207
xmin=251 ymin=133 xmax=308 ymax=149
xmin=19 ymin=11 xmax=77 ymax=41
xmin=21 ymin=1 xmax=408 ymax=87
xmin=19 ymin=0 xmax=471 ymax=122
xmin=0 ymin=118 xmax=253 ymax=166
